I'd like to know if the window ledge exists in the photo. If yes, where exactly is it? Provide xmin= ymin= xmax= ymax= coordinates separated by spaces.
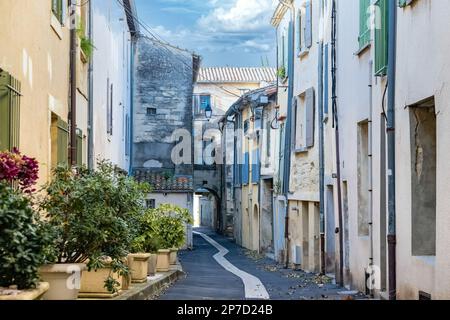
xmin=50 ymin=13 xmax=63 ymax=40
xmin=354 ymin=43 xmax=371 ymax=56
xmin=298 ymin=48 xmax=309 ymax=58
xmin=294 ymin=146 xmax=310 ymax=154
xmin=413 ymin=255 xmax=436 ymax=266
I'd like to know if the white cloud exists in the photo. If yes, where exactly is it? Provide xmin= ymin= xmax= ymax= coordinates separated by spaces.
xmin=242 ymin=40 xmax=271 ymax=52
xmin=198 ymin=0 xmax=277 ymax=33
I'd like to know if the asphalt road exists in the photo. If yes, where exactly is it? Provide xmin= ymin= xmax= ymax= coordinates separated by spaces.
xmin=158 ymin=228 xmax=368 ymax=300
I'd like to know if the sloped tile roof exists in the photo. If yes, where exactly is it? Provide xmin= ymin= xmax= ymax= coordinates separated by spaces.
xmin=197 ymin=67 xmax=277 ymax=84
xmin=133 ymin=170 xmax=193 ymax=192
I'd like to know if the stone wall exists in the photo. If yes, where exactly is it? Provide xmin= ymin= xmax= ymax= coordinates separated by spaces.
xmin=132 ymin=37 xmax=194 ymax=176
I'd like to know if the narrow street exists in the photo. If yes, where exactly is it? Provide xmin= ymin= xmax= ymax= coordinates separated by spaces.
xmin=159 ymin=228 xmax=367 ymax=301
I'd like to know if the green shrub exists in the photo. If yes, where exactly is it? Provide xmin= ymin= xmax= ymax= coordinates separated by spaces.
xmin=131 ymin=209 xmax=161 ymax=254
xmin=150 ymin=204 xmax=193 ymax=250
xmin=39 ymin=161 xmax=150 ymax=293
xmin=0 ymin=183 xmax=50 ymax=290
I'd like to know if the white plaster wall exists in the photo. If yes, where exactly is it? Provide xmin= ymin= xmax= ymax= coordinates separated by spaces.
xmin=395 ymin=0 xmax=450 ymax=300
xmin=92 ymin=0 xmax=131 ymax=171
xmin=331 ymin=0 xmax=389 ymax=293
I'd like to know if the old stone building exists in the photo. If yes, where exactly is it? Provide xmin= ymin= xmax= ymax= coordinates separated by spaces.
xmin=131 ymin=36 xmax=200 ymax=247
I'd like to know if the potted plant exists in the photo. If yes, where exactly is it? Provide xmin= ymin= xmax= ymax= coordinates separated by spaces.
xmin=151 ymin=204 xmax=193 ymax=269
xmin=39 ymin=162 xmax=149 ymax=299
xmin=0 ymin=150 xmax=50 ymax=300
xmin=0 ymin=183 xmax=50 ymax=300
xmin=130 ymin=210 xmax=161 ymax=277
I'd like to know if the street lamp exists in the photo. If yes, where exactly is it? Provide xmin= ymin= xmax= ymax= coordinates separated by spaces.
xmin=204 ymin=104 xmax=212 ymax=120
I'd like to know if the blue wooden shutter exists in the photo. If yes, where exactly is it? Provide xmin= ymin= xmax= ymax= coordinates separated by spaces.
xmin=324 ymin=44 xmax=329 ymax=115
xmin=305 ymin=1 xmax=312 ymax=49
xmin=251 ymin=149 xmax=260 ymax=183
xmin=296 ymin=10 xmax=302 ymax=55
xmin=305 ymin=87 xmax=315 ymax=148
xmin=242 ymin=152 xmax=249 ymax=185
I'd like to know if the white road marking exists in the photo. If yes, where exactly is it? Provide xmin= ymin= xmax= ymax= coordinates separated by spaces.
xmin=193 ymin=231 xmax=270 ymax=300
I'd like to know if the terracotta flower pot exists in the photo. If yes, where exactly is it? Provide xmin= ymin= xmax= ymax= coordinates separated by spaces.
xmin=128 ymin=253 xmax=151 ymax=283
xmin=78 ymin=266 xmax=123 ymax=298
xmin=0 ymin=282 xmax=50 ymax=300
xmin=147 ymin=254 xmax=158 ymax=276
xmin=169 ymin=248 xmax=178 ymax=265
xmin=39 ymin=264 xmax=86 ymax=300
xmin=156 ymin=249 xmax=170 ymax=272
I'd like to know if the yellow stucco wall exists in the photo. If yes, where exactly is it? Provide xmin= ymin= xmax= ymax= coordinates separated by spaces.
xmin=0 ymin=0 xmax=88 ymax=184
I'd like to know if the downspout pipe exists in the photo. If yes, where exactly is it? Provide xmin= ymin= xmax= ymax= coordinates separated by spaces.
xmin=87 ymin=0 xmax=94 ymax=169
xmin=69 ymin=0 xmax=77 ymax=166
xmin=318 ymin=41 xmax=326 ymax=275
xmin=331 ymin=0 xmax=345 ymax=287
xmin=387 ymin=0 xmax=397 ymax=301
xmin=368 ymin=60 xmax=374 ymax=297
xmin=128 ymin=36 xmax=136 ymax=175
xmin=280 ymin=1 xmax=295 ymax=269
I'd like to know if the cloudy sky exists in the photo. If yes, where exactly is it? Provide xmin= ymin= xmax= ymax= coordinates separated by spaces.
xmin=134 ymin=0 xmax=278 ymax=67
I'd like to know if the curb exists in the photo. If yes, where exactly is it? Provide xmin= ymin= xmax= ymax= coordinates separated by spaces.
xmin=114 ymin=265 xmax=184 ymax=300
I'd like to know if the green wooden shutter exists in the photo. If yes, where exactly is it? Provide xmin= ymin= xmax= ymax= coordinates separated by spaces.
xmin=359 ymin=0 xmax=371 ymax=49
xmin=57 ymin=118 xmax=69 ymax=165
xmin=375 ymin=0 xmax=388 ymax=76
xmin=76 ymin=129 xmax=83 ymax=166
xmin=0 ymin=71 xmax=21 ymax=152
xmin=52 ymin=0 xmax=63 ymax=23
xmin=399 ymin=0 xmax=414 ymax=7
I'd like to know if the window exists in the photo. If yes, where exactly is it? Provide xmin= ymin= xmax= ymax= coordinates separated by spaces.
xmin=410 ymin=99 xmax=436 ymax=256
xmin=296 ymin=1 xmax=312 ymax=56
xmin=107 ymin=80 xmax=113 ymax=135
xmin=146 ymin=199 xmax=156 ymax=209
xmin=51 ymin=114 xmax=69 ymax=167
xmin=294 ymin=88 xmax=315 ymax=151
xmin=399 ymin=0 xmax=415 ymax=7
xmin=193 ymin=94 xmax=211 ymax=116
xmin=52 ymin=0 xmax=64 ymax=24
xmin=243 ymin=119 xmax=250 ymax=134
xmin=76 ymin=129 xmax=83 ymax=166
xmin=359 ymin=0 xmax=371 ymax=49
xmin=147 ymin=107 xmax=156 ymax=116
xmin=251 ymin=149 xmax=260 ymax=183
xmin=125 ymin=114 xmax=130 ymax=156
xmin=374 ymin=0 xmax=388 ymax=76
xmin=296 ymin=10 xmax=302 ymax=55
xmin=242 ymin=152 xmax=249 ymax=185
xmin=0 ymin=71 xmax=21 ymax=152
xmin=357 ymin=121 xmax=369 ymax=236
xmin=200 ymin=95 xmax=211 ymax=109
xmin=304 ymin=1 xmax=312 ymax=49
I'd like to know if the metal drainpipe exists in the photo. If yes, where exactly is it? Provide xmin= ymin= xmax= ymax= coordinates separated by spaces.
xmin=368 ymin=60 xmax=374 ymax=297
xmin=128 ymin=37 xmax=136 ymax=175
xmin=69 ymin=0 xmax=77 ymax=166
xmin=87 ymin=0 xmax=94 ymax=169
xmin=280 ymin=1 xmax=295 ymax=270
xmin=331 ymin=0 xmax=345 ymax=287
xmin=387 ymin=0 xmax=397 ymax=301
xmin=318 ymin=41 xmax=326 ymax=275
